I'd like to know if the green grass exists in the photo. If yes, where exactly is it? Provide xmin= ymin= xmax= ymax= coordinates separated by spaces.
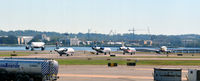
xmin=114 ymin=56 xmax=200 ymax=58
xmin=137 ymin=60 xmax=200 ymax=65
xmin=0 ymin=54 xmax=29 ymax=56
xmin=56 ymin=59 xmax=200 ymax=65
xmin=0 ymin=51 xmax=48 ymax=56
xmin=57 ymin=59 xmax=128 ymax=65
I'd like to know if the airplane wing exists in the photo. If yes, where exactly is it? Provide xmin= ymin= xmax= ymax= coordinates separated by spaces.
xmin=136 ymin=47 xmax=200 ymax=53
xmin=169 ymin=48 xmax=200 ymax=53
xmin=135 ymin=48 xmax=158 ymax=52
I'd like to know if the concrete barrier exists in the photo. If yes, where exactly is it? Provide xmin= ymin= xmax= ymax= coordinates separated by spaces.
xmin=87 ymin=58 xmax=92 ymax=60
xmin=107 ymin=59 xmax=111 ymax=61
xmin=127 ymin=59 xmax=131 ymax=61
xmin=127 ymin=62 xmax=136 ymax=66
xmin=177 ymin=54 xmax=183 ymax=56
xmin=110 ymin=55 xmax=116 ymax=57
xmin=10 ymin=54 xmax=17 ymax=56
xmin=108 ymin=63 xmax=118 ymax=67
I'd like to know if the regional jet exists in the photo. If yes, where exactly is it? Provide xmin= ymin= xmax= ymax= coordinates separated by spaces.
xmin=119 ymin=46 xmax=136 ymax=55
xmin=155 ymin=46 xmax=171 ymax=54
xmin=54 ymin=47 xmax=75 ymax=56
xmin=26 ymin=42 xmax=45 ymax=51
xmin=136 ymin=46 xmax=171 ymax=54
xmin=92 ymin=46 xmax=111 ymax=55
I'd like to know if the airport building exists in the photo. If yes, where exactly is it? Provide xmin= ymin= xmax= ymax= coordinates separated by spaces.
xmin=70 ymin=36 xmax=80 ymax=46
xmin=17 ymin=36 xmax=33 ymax=45
xmin=41 ymin=34 xmax=50 ymax=41
xmin=127 ymin=40 xmax=153 ymax=46
xmin=107 ymin=41 xmax=123 ymax=45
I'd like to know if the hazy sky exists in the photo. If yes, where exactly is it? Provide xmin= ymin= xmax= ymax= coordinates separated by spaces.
xmin=0 ymin=0 xmax=200 ymax=35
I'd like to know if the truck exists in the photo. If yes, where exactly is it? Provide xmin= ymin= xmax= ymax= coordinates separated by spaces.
xmin=154 ymin=68 xmax=182 ymax=81
xmin=0 ymin=58 xmax=59 ymax=81
xmin=188 ymin=69 xmax=200 ymax=81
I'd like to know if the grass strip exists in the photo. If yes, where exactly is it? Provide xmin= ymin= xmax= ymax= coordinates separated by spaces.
xmin=56 ymin=59 xmax=200 ymax=65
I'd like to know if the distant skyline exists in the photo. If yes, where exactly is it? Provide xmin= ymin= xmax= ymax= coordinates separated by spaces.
xmin=0 ymin=0 xmax=200 ymax=35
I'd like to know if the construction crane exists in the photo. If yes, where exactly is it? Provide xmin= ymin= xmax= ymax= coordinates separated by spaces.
xmin=128 ymin=27 xmax=150 ymax=40
xmin=147 ymin=26 xmax=152 ymax=40
xmin=87 ymin=29 xmax=91 ymax=41
xmin=128 ymin=27 xmax=136 ymax=40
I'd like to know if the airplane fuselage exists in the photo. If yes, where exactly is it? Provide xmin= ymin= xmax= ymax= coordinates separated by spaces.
xmin=119 ymin=47 xmax=136 ymax=55
xmin=26 ymin=42 xmax=45 ymax=51
xmin=55 ymin=48 xmax=75 ymax=56
xmin=92 ymin=47 xmax=111 ymax=55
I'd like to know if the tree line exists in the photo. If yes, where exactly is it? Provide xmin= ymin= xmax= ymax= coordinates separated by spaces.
xmin=0 ymin=30 xmax=200 ymax=47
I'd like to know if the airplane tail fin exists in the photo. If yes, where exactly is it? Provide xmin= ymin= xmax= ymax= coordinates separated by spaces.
xmin=122 ymin=42 xmax=125 ymax=47
xmin=56 ymin=42 xmax=60 ymax=49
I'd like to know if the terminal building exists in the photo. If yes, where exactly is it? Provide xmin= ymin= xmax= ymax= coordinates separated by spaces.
xmin=70 ymin=36 xmax=80 ymax=46
xmin=17 ymin=36 xmax=33 ymax=45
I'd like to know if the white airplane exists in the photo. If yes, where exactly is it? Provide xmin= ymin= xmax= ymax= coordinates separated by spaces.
xmin=92 ymin=46 xmax=111 ymax=55
xmin=119 ymin=46 xmax=136 ymax=55
xmin=137 ymin=46 xmax=171 ymax=54
xmin=26 ymin=42 xmax=45 ymax=51
xmin=54 ymin=47 xmax=75 ymax=56
xmin=155 ymin=46 xmax=171 ymax=54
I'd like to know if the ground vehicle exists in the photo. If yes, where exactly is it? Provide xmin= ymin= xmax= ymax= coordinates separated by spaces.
xmin=0 ymin=58 xmax=59 ymax=81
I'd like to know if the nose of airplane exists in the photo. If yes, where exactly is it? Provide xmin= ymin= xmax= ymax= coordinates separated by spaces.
xmin=92 ymin=47 xmax=95 ymax=49
xmin=100 ymin=47 xmax=104 ymax=50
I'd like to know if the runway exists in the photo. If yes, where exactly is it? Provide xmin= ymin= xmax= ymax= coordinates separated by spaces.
xmin=1 ymin=51 xmax=200 ymax=81
xmin=12 ymin=53 xmax=200 ymax=61
xmin=57 ymin=65 xmax=192 ymax=81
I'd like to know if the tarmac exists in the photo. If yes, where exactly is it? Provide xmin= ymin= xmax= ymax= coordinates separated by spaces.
xmin=1 ymin=50 xmax=200 ymax=81
xmin=57 ymin=65 xmax=199 ymax=81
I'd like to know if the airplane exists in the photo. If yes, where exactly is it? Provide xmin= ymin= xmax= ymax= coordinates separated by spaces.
xmin=26 ymin=42 xmax=45 ymax=51
xmin=92 ymin=46 xmax=111 ymax=55
xmin=119 ymin=46 xmax=136 ymax=55
xmin=54 ymin=42 xmax=75 ymax=56
xmin=155 ymin=46 xmax=171 ymax=54
xmin=54 ymin=47 xmax=75 ymax=56
xmin=136 ymin=46 xmax=172 ymax=54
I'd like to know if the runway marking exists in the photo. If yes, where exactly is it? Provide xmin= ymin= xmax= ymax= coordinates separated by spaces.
xmin=58 ymin=74 xmax=187 ymax=80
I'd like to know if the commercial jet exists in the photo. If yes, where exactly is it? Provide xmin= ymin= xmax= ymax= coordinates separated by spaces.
xmin=155 ymin=46 xmax=171 ymax=54
xmin=119 ymin=46 xmax=136 ymax=55
xmin=92 ymin=46 xmax=111 ymax=55
xmin=54 ymin=43 xmax=75 ymax=56
xmin=25 ymin=42 xmax=45 ymax=51
xmin=136 ymin=46 xmax=172 ymax=54
xmin=54 ymin=48 xmax=75 ymax=56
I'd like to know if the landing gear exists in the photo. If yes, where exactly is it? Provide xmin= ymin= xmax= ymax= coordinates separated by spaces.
xmin=31 ymin=48 xmax=34 ymax=51
xmin=123 ymin=52 xmax=125 ymax=55
xmin=96 ymin=53 xmax=99 ymax=55
xmin=104 ymin=53 xmax=107 ymax=55
xmin=41 ymin=47 xmax=45 ymax=51
xmin=25 ymin=46 xmax=29 ymax=50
